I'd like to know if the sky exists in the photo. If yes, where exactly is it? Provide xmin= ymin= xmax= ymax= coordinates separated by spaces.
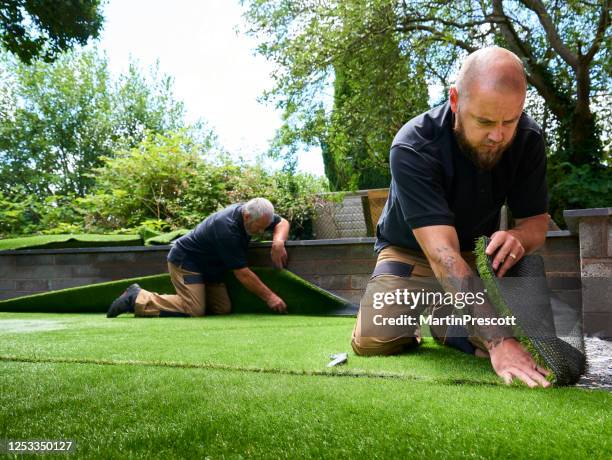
xmin=98 ymin=0 xmax=325 ymax=176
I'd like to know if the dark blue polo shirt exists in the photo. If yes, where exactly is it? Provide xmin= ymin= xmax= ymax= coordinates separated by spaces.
xmin=168 ymin=203 xmax=281 ymax=282
xmin=375 ymin=102 xmax=548 ymax=253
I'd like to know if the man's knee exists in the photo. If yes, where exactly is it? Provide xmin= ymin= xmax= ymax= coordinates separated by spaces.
xmin=205 ymin=283 xmax=232 ymax=315
xmin=351 ymin=334 xmax=420 ymax=356
xmin=208 ymin=302 xmax=231 ymax=316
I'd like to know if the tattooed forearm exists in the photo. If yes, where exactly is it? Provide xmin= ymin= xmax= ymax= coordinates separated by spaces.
xmin=430 ymin=244 xmax=510 ymax=343
xmin=432 ymin=245 xmax=472 ymax=293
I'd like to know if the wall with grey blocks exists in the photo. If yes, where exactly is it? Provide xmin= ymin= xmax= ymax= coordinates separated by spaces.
xmin=1 ymin=234 xmax=582 ymax=313
xmin=564 ymin=209 xmax=612 ymax=337
xmin=0 ymin=248 xmax=169 ymax=300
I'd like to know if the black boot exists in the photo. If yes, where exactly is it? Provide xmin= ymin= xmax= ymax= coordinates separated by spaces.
xmin=107 ymin=283 xmax=141 ymax=318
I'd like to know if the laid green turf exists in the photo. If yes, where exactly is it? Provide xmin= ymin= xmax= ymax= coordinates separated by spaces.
xmin=0 ymin=313 xmax=610 ymax=458
xmin=0 ymin=269 xmax=356 ymax=315
xmin=0 ymin=313 xmax=492 ymax=382
xmin=0 ymin=234 xmax=142 ymax=251
xmin=0 ymin=229 xmax=188 ymax=251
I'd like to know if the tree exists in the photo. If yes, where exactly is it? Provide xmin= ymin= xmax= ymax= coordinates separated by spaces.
xmin=0 ymin=0 xmax=104 ymax=63
xmin=322 ymin=2 xmax=430 ymax=190
xmin=0 ymin=49 xmax=193 ymax=197
xmin=249 ymin=0 xmax=430 ymax=190
xmin=243 ymin=0 xmax=610 ymax=189
xmin=392 ymin=0 xmax=610 ymax=168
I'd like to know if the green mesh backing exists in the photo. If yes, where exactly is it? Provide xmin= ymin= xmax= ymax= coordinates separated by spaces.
xmin=474 ymin=236 xmax=586 ymax=385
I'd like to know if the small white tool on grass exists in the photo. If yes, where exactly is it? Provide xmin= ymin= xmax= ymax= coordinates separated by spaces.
xmin=327 ymin=352 xmax=348 ymax=367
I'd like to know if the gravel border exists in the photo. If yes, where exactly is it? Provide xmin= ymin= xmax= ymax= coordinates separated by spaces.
xmin=575 ymin=337 xmax=612 ymax=391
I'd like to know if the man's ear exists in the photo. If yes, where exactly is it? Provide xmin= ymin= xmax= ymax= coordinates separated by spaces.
xmin=449 ymin=86 xmax=459 ymax=113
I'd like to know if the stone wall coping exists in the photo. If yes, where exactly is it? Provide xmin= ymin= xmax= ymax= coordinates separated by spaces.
xmin=0 ymin=232 xmax=572 ymax=257
xmin=564 ymin=208 xmax=612 ymax=218
xmin=563 ymin=208 xmax=611 ymax=234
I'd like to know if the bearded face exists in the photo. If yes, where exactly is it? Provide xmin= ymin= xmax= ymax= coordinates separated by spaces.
xmin=453 ymin=111 xmax=517 ymax=171
xmin=449 ymin=84 xmax=524 ymax=171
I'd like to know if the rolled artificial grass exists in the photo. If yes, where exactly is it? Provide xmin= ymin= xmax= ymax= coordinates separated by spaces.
xmin=0 ymin=268 xmax=357 ymax=316
xmin=224 ymin=268 xmax=357 ymax=315
xmin=0 ymin=274 xmax=173 ymax=314
xmin=473 ymin=237 xmax=549 ymax=373
xmin=473 ymin=236 xmax=586 ymax=386
xmin=144 ymin=229 xmax=189 ymax=245
xmin=0 ymin=234 xmax=143 ymax=251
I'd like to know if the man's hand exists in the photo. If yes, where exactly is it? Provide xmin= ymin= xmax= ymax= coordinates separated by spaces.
xmin=488 ymin=338 xmax=551 ymax=388
xmin=486 ymin=230 xmax=525 ymax=277
xmin=271 ymin=241 xmax=288 ymax=268
xmin=266 ymin=293 xmax=287 ymax=313
xmin=234 ymin=267 xmax=287 ymax=313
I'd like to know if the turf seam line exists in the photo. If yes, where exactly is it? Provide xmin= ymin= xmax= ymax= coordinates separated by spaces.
xmin=0 ymin=354 xmax=500 ymax=387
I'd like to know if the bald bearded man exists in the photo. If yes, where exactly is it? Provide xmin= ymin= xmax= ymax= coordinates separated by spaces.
xmin=352 ymin=47 xmax=551 ymax=388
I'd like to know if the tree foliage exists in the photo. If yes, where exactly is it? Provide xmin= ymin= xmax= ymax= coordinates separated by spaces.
xmin=243 ymin=0 xmax=611 ymax=215
xmin=247 ymin=0 xmax=430 ymax=190
xmin=0 ymin=131 xmax=329 ymax=240
xmin=0 ymin=0 xmax=104 ymax=63
xmin=83 ymin=131 xmax=328 ymax=239
xmin=0 ymin=49 xmax=192 ymax=197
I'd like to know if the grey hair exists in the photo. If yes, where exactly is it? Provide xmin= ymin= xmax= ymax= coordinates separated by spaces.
xmin=244 ymin=197 xmax=274 ymax=222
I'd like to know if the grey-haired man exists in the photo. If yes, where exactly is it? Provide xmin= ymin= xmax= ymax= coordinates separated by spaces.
xmin=107 ymin=198 xmax=290 ymax=318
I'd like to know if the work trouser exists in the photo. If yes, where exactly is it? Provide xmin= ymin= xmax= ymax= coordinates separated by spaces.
xmin=351 ymin=246 xmax=495 ymax=356
xmin=134 ymin=262 xmax=232 ymax=317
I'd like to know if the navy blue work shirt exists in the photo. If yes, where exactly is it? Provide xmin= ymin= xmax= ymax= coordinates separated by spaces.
xmin=168 ymin=203 xmax=281 ymax=282
xmin=375 ymin=102 xmax=548 ymax=253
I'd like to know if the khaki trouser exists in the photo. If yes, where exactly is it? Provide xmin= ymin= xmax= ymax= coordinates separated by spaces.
xmin=351 ymin=246 xmax=491 ymax=356
xmin=134 ymin=262 xmax=232 ymax=317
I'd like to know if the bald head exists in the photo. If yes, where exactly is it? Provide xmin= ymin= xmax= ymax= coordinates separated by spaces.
xmin=455 ymin=46 xmax=527 ymax=102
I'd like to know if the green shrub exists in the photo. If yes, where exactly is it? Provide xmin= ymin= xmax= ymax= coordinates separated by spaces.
xmin=78 ymin=131 xmax=328 ymax=238
xmin=548 ymin=162 xmax=611 ymax=226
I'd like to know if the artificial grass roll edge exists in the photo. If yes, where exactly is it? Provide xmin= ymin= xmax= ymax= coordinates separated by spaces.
xmin=0 ymin=234 xmax=143 ymax=251
xmin=0 ymin=268 xmax=358 ymax=316
xmin=473 ymin=236 xmax=555 ymax=383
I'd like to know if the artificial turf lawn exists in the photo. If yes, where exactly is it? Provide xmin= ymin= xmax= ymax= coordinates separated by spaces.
xmin=0 ymin=234 xmax=143 ymax=251
xmin=0 ymin=269 xmax=356 ymax=315
xmin=0 ymin=314 xmax=610 ymax=459
xmin=0 ymin=230 xmax=189 ymax=251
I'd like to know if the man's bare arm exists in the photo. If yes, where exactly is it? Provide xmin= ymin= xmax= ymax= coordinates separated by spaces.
xmin=233 ymin=267 xmax=287 ymax=313
xmin=271 ymin=218 xmax=290 ymax=268
xmin=412 ymin=225 xmax=550 ymax=387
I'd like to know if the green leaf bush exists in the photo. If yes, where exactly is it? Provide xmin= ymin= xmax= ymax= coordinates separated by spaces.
xmin=1 ymin=131 xmax=329 ymax=240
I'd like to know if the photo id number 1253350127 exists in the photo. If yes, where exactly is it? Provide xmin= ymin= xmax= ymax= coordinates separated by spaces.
xmin=1 ymin=439 xmax=76 ymax=454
